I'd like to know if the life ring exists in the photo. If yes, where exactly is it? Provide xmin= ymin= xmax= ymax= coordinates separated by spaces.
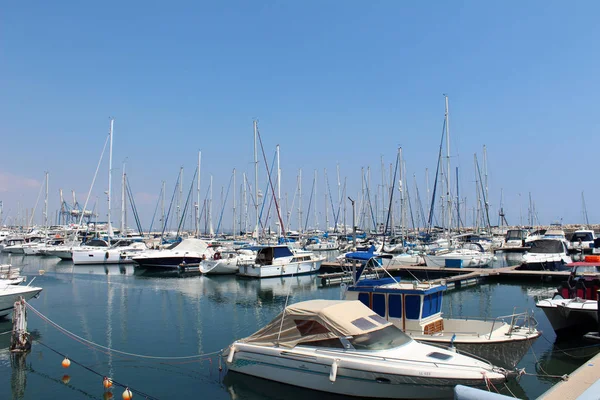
xmin=214 ymin=252 xmax=221 ymax=260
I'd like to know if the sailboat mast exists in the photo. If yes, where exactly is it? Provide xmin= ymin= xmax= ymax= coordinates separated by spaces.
xmin=313 ymin=170 xmax=318 ymax=230
xmin=43 ymin=171 xmax=49 ymax=229
xmin=121 ymin=163 xmax=126 ymax=235
xmin=276 ymin=144 xmax=281 ymax=237
xmin=444 ymin=95 xmax=451 ymax=235
xmin=253 ymin=120 xmax=259 ymax=240
xmin=209 ymin=175 xmax=214 ymax=236
xmin=161 ymin=181 xmax=165 ymax=232
xmin=107 ymin=118 xmax=114 ymax=237
xmin=324 ymin=169 xmax=329 ymax=231
xmin=197 ymin=151 xmax=201 ymax=237
xmin=298 ymin=169 xmax=302 ymax=233
xmin=336 ymin=163 xmax=341 ymax=231
xmin=232 ymin=168 xmax=236 ymax=239
xmin=242 ymin=172 xmax=247 ymax=234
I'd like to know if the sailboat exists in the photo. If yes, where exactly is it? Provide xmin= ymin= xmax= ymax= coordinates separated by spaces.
xmin=72 ymin=119 xmax=147 ymax=265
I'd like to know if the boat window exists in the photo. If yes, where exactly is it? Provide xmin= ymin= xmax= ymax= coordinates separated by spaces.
xmin=427 ymin=352 xmax=452 ymax=361
xmin=506 ymin=230 xmax=525 ymax=240
xmin=351 ymin=317 xmax=377 ymax=331
xmin=405 ymin=295 xmax=421 ymax=320
xmin=368 ymin=314 xmax=388 ymax=325
xmin=373 ymin=294 xmax=386 ymax=317
xmin=358 ymin=292 xmax=370 ymax=308
xmin=422 ymin=293 xmax=442 ymax=318
xmin=273 ymin=246 xmax=294 ymax=258
xmin=529 ymin=240 xmax=564 ymax=254
xmin=349 ymin=325 xmax=412 ymax=350
xmin=294 ymin=320 xmax=330 ymax=336
xmin=302 ymin=338 xmax=344 ymax=349
xmin=388 ymin=294 xmax=402 ymax=318
xmin=572 ymin=232 xmax=594 ymax=242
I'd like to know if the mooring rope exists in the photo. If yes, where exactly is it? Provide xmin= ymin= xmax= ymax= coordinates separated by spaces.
xmin=24 ymin=301 xmax=223 ymax=360
xmin=35 ymin=339 xmax=160 ymax=400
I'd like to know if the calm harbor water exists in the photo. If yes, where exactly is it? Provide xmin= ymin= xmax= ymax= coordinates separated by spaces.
xmin=0 ymin=252 xmax=598 ymax=399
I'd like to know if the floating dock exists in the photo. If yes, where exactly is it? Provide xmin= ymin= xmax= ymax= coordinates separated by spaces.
xmin=537 ymin=351 xmax=600 ymax=400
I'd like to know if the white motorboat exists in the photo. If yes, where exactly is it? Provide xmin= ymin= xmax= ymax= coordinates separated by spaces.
xmin=0 ymin=265 xmax=25 ymax=285
xmin=200 ymin=249 xmax=256 ymax=275
xmin=518 ymin=239 xmax=572 ymax=271
xmin=345 ymin=277 xmax=540 ymax=369
xmin=304 ymin=237 xmax=339 ymax=251
xmin=72 ymin=238 xmax=147 ymax=265
xmin=224 ymin=300 xmax=510 ymax=399
xmin=536 ymin=263 xmax=599 ymax=335
xmin=500 ymin=229 xmax=530 ymax=252
xmin=237 ymin=245 xmax=325 ymax=278
xmin=424 ymin=244 xmax=493 ymax=268
xmin=132 ymin=238 xmax=213 ymax=270
xmin=568 ymin=229 xmax=595 ymax=252
xmin=0 ymin=284 xmax=43 ymax=318
xmin=2 ymin=238 xmax=26 ymax=254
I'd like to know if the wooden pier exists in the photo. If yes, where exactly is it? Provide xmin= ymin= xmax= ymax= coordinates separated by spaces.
xmin=537 ymin=351 xmax=600 ymax=400
xmin=318 ymin=262 xmax=600 ymax=288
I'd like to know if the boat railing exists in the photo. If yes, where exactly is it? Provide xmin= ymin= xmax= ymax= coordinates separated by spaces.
xmin=311 ymin=347 xmax=495 ymax=371
xmin=454 ymin=308 xmax=538 ymax=339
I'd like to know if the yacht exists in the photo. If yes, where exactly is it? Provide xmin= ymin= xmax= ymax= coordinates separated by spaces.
xmin=224 ymin=299 xmax=511 ymax=399
xmin=536 ymin=262 xmax=599 ymax=335
xmin=345 ymin=276 xmax=540 ymax=369
xmin=200 ymin=249 xmax=256 ymax=275
xmin=568 ymin=229 xmax=595 ymax=253
xmin=131 ymin=238 xmax=213 ymax=270
xmin=0 ymin=284 xmax=43 ymax=318
xmin=518 ymin=239 xmax=572 ymax=271
xmin=237 ymin=245 xmax=325 ymax=278
xmin=424 ymin=243 xmax=493 ymax=268
xmin=2 ymin=238 xmax=26 ymax=254
xmin=500 ymin=229 xmax=530 ymax=251
xmin=72 ymin=238 xmax=147 ymax=265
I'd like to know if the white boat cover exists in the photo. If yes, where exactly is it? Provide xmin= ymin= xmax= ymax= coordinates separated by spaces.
xmin=240 ymin=300 xmax=392 ymax=348
xmin=172 ymin=238 xmax=210 ymax=253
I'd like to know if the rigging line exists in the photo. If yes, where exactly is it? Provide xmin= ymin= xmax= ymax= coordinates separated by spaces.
xmin=125 ymin=178 xmax=144 ymax=236
xmin=304 ymin=173 xmax=316 ymax=232
xmin=427 ymin=118 xmax=446 ymax=233
xmin=362 ymin=170 xmax=377 ymax=232
xmin=147 ymin=183 xmax=163 ymax=234
xmin=215 ymin=170 xmax=234 ymax=234
xmin=256 ymin=128 xmax=286 ymax=236
xmin=257 ymin=151 xmax=277 ymax=237
xmin=382 ymin=149 xmax=400 ymax=248
xmin=176 ymin=167 xmax=198 ymax=236
xmin=35 ymin=340 xmax=160 ymax=400
xmin=160 ymin=169 xmax=181 ymax=242
xmin=25 ymin=301 xmax=223 ymax=360
xmin=71 ymin=133 xmax=110 ymax=247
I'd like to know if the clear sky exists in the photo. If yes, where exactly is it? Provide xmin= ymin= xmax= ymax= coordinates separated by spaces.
xmin=1 ymin=1 xmax=599 ymax=230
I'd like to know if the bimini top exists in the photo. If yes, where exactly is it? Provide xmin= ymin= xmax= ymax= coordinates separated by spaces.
xmin=239 ymin=300 xmax=392 ymax=348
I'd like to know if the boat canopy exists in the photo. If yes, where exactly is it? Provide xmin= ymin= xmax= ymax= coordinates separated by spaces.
xmin=528 ymin=239 xmax=565 ymax=254
xmin=170 ymin=238 xmax=210 ymax=252
xmin=239 ymin=300 xmax=393 ymax=348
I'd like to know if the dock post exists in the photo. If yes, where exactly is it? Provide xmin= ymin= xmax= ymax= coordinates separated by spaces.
xmin=10 ymin=296 xmax=31 ymax=353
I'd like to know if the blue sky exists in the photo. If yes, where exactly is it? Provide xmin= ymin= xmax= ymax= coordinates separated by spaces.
xmin=1 ymin=1 xmax=599 ymax=230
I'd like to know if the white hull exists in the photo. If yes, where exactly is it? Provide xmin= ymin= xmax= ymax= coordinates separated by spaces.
xmin=2 ymin=246 xmax=24 ymax=254
xmin=226 ymin=342 xmax=507 ymax=399
xmin=45 ymin=248 xmax=74 ymax=260
xmin=238 ymin=259 xmax=322 ymax=278
xmin=200 ymin=259 xmax=239 ymax=275
xmin=0 ymin=286 xmax=43 ymax=317
xmin=424 ymin=251 xmax=492 ymax=268
xmin=72 ymin=249 xmax=136 ymax=265
xmin=537 ymin=298 xmax=598 ymax=333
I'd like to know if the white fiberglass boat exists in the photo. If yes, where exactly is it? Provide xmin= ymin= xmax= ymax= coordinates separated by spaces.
xmin=237 ymin=245 xmax=325 ymax=278
xmin=345 ymin=277 xmax=540 ymax=369
xmin=424 ymin=244 xmax=493 ymax=268
xmin=519 ymin=239 xmax=572 ymax=271
xmin=2 ymin=238 xmax=26 ymax=254
xmin=200 ymin=249 xmax=256 ymax=275
xmin=132 ymin=238 xmax=213 ymax=270
xmin=0 ymin=285 xmax=43 ymax=317
xmin=224 ymin=300 xmax=510 ymax=399
xmin=72 ymin=238 xmax=147 ymax=265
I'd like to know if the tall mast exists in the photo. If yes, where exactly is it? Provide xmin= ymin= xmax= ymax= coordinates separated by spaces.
xmin=107 ymin=118 xmax=114 ymax=237
xmin=324 ymin=169 xmax=329 ymax=231
xmin=336 ymin=163 xmax=341 ymax=231
xmin=253 ymin=120 xmax=259 ymax=240
xmin=444 ymin=95 xmax=451 ymax=234
xmin=483 ymin=144 xmax=489 ymax=210
xmin=161 ymin=181 xmax=165 ymax=232
xmin=232 ymin=168 xmax=236 ymax=239
xmin=196 ymin=151 xmax=201 ymax=237
xmin=313 ymin=170 xmax=318 ymax=230
xmin=176 ymin=167 xmax=183 ymax=228
xmin=121 ymin=163 xmax=126 ymax=235
xmin=276 ymin=144 xmax=281 ymax=237
xmin=43 ymin=171 xmax=49 ymax=230
xmin=209 ymin=175 xmax=214 ymax=236
xmin=298 ymin=169 xmax=302 ymax=233
xmin=243 ymin=172 xmax=248 ymax=235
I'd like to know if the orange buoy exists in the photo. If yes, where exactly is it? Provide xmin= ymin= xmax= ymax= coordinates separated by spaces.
xmin=585 ymin=255 xmax=600 ymax=262
xmin=103 ymin=392 xmax=114 ymax=400
xmin=62 ymin=375 xmax=71 ymax=384
xmin=122 ymin=388 xmax=133 ymax=400
xmin=103 ymin=377 xmax=113 ymax=389
xmin=62 ymin=357 xmax=71 ymax=368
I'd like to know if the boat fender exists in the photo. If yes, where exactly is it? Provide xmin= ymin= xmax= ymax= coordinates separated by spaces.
xmin=105 ymin=251 xmax=110 ymax=260
xmin=226 ymin=346 xmax=236 ymax=363
xmin=329 ymin=359 xmax=339 ymax=382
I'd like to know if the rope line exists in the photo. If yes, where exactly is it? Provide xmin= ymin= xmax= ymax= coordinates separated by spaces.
xmin=36 ymin=339 xmax=159 ymax=400
xmin=25 ymin=301 xmax=223 ymax=360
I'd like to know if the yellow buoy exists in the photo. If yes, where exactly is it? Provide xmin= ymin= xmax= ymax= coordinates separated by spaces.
xmin=103 ymin=377 xmax=113 ymax=389
xmin=61 ymin=375 xmax=71 ymax=384
xmin=122 ymin=388 xmax=133 ymax=400
xmin=62 ymin=357 xmax=71 ymax=368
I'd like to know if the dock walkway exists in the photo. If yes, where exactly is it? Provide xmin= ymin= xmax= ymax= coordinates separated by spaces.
xmin=537 ymin=351 xmax=600 ymax=400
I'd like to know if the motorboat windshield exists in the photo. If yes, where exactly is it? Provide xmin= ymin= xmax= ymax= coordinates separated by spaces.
xmin=349 ymin=324 xmax=412 ymax=350
xmin=528 ymin=239 xmax=565 ymax=254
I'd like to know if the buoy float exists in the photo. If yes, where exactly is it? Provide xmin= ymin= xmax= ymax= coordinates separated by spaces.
xmin=62 ymin=357 xmax=71 ymax=368
xmin=122 ymin=388 xmax=133 ymax=399
xmin=103 ymin=377 xmax=113 ymax=389
xmin=61 ymin=375 xmax=71 ymax=384
xmin=103 ymin=392 xmax=114 ymax=400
